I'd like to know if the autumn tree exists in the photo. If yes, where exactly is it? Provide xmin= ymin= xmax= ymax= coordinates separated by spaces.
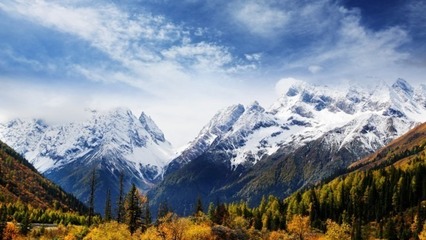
xmin=324 ymin=219 xmax=351 ymax=240
xmin=157 ymin=213 xmax=189 ymax=240
xmin=83 ymin=221 xmax=131 ymax=240
xmin=419 ymin=222 xmax=426 ymax=240
xmin=3 ymin=222 xmax=19 ymax=240
xmin=287 ymin=214 xmax=310 ymax=240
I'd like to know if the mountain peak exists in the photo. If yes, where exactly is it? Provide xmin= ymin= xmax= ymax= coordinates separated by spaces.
xmin=281 ymin=79 xmax=310 ymax=97
xmin=105 ymin=107 xmax=133 ymax=117
xmin=246 ymin=101 xmax=264 ymax=112
xmin=207 ymin=104 xmax=245 ymax=134
xmin=139 ymin=112 xmax=166 ymax=143
xmin=392 ymin=78 xmax=413 ymax=96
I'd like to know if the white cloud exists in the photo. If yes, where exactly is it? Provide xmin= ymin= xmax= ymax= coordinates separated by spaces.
xmin=231 ymin=1 xmax=290 ymax=37
xmin=161 ymin=42 xmax=233 ymax=72
xmin=245 ymin=53 xmax=262 ymax=62
xmin=308 ymin=65 xmax=323 ymax=74
xmin=0 ymin=79 xmax=91 ymax=124
xmin=274 ymin=77 xmax=303 ymax=96
xmin=0 ymin=0 xmax=251 ymax=90
xmin=279 ymin=3 xmax=413 ymax=84
xmin=318 ymin=15 xmax=408 ymax=77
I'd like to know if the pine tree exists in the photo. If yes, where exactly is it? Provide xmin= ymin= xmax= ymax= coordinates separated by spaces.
xmin=215 ymin=203 xmax=229 ymax=225
xmin=207 ymin=202 xmax=215 ymax=221
xmin=19 ymin=211 xmax=31 ymax=235
xmin=117 ymin=172 xmax=125 ymax=223
xmin=125 ymin=183 xmax=143 ymax=234
xmin=194 ymin=196 xmax=204 ymax=215
xmin=88 ymin=168 xmax=96 ymax=226
xmin=104 ymin=188 xmax=112 ymax=222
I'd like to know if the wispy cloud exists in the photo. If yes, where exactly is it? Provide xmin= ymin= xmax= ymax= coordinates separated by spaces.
xmin=0 ymin=0 xmax=253 ymax=91
xmin=231 ymin=1 xmax=290 ymax=37
xmin=284 ymin=6 xmax=410 ymax=84
xmin=223 ymin=0 xmax=413 ymax=84
xmin=162 ymin=42 xmax=233 ymax=72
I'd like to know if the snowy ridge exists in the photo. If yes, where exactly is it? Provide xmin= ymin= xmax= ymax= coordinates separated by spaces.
xmin=169 ymin=104 xmax=245 ymax=168
xmin=171 ymin=79 xmax=426 ymax=170
xmin=0 ymin=108 xmax=173 ymax=180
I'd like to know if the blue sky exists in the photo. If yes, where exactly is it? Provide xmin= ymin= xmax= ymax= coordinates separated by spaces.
xmin=0 ymin=0 xmax=425 ymax=147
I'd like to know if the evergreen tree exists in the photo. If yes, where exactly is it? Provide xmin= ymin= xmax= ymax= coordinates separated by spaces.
xmin=125 ymin=183 xmax=143 ymax=234
xmin=104 ymin=188 xmax=112 ymax=222
xmin=88 ymin=168 xmax=96 ymax=226
xmin=19 ymin=211 xmax=31 ymax=235
xmin=194 ymin=196 xmax=204 ymax=215
xmin=117 ymin=172 xmax=125 ymax=223
xmin=215 ymin=203 xmax=229 ymax=225
xmin=207 ymin=202 xmax=215 ymax=221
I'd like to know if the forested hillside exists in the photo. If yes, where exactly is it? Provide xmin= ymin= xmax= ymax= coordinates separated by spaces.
xmin=0 ymin=140 xmax=87 ymax=212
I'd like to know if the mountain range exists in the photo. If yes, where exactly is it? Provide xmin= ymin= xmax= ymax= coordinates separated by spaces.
xmin=150 ymin=78 xmax=426 ymax=214
xmin=1 ymin=78 xmax=425 ymax=215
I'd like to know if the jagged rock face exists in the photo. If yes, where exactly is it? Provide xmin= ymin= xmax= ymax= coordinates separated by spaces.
xmin=152 ymin=79 xmax=426 ymax=215
xmin=0 ymin=108 xmax=173 ymax=213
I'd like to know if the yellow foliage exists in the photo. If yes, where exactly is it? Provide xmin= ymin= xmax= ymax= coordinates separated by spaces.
xmin=231 ymin=216 xmax=249 ymax=229
xmin=419 ymin=222 xmax=426 ymax=240
xmin=3 ymin=222 xmax=19 ymax=240
xmin=65 ymin=225 xmax=89 ymax=239
xmin=84 ymin=221 xmax=132 ymax=240
xmin=139 ymin=227 xmax=162 ymax=240
xmin=324 ymin=219 xmax=351 ymax=240
xmin=287 ymin=214 xmax=311 ymax=240
xmin=269 ymin=230 xmax=291 ymax=240
xmin=183 ymin=223 xmax=213 ymax=240
xmin=140 ymin=214 xmax=214 ymax=240
xmin=156 ymin=215 xmax=190 ymax=240
xmin=64 ymin=234 xmax=77 ymax=240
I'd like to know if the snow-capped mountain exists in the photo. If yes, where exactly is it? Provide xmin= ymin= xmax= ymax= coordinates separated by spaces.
xmin=0 ymin=108 xmax=173 ymax=213
xmin=169 ymin=79 xmax=425 ymax=171
xmin=153 ymin=79 xmax=426 ymax=214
